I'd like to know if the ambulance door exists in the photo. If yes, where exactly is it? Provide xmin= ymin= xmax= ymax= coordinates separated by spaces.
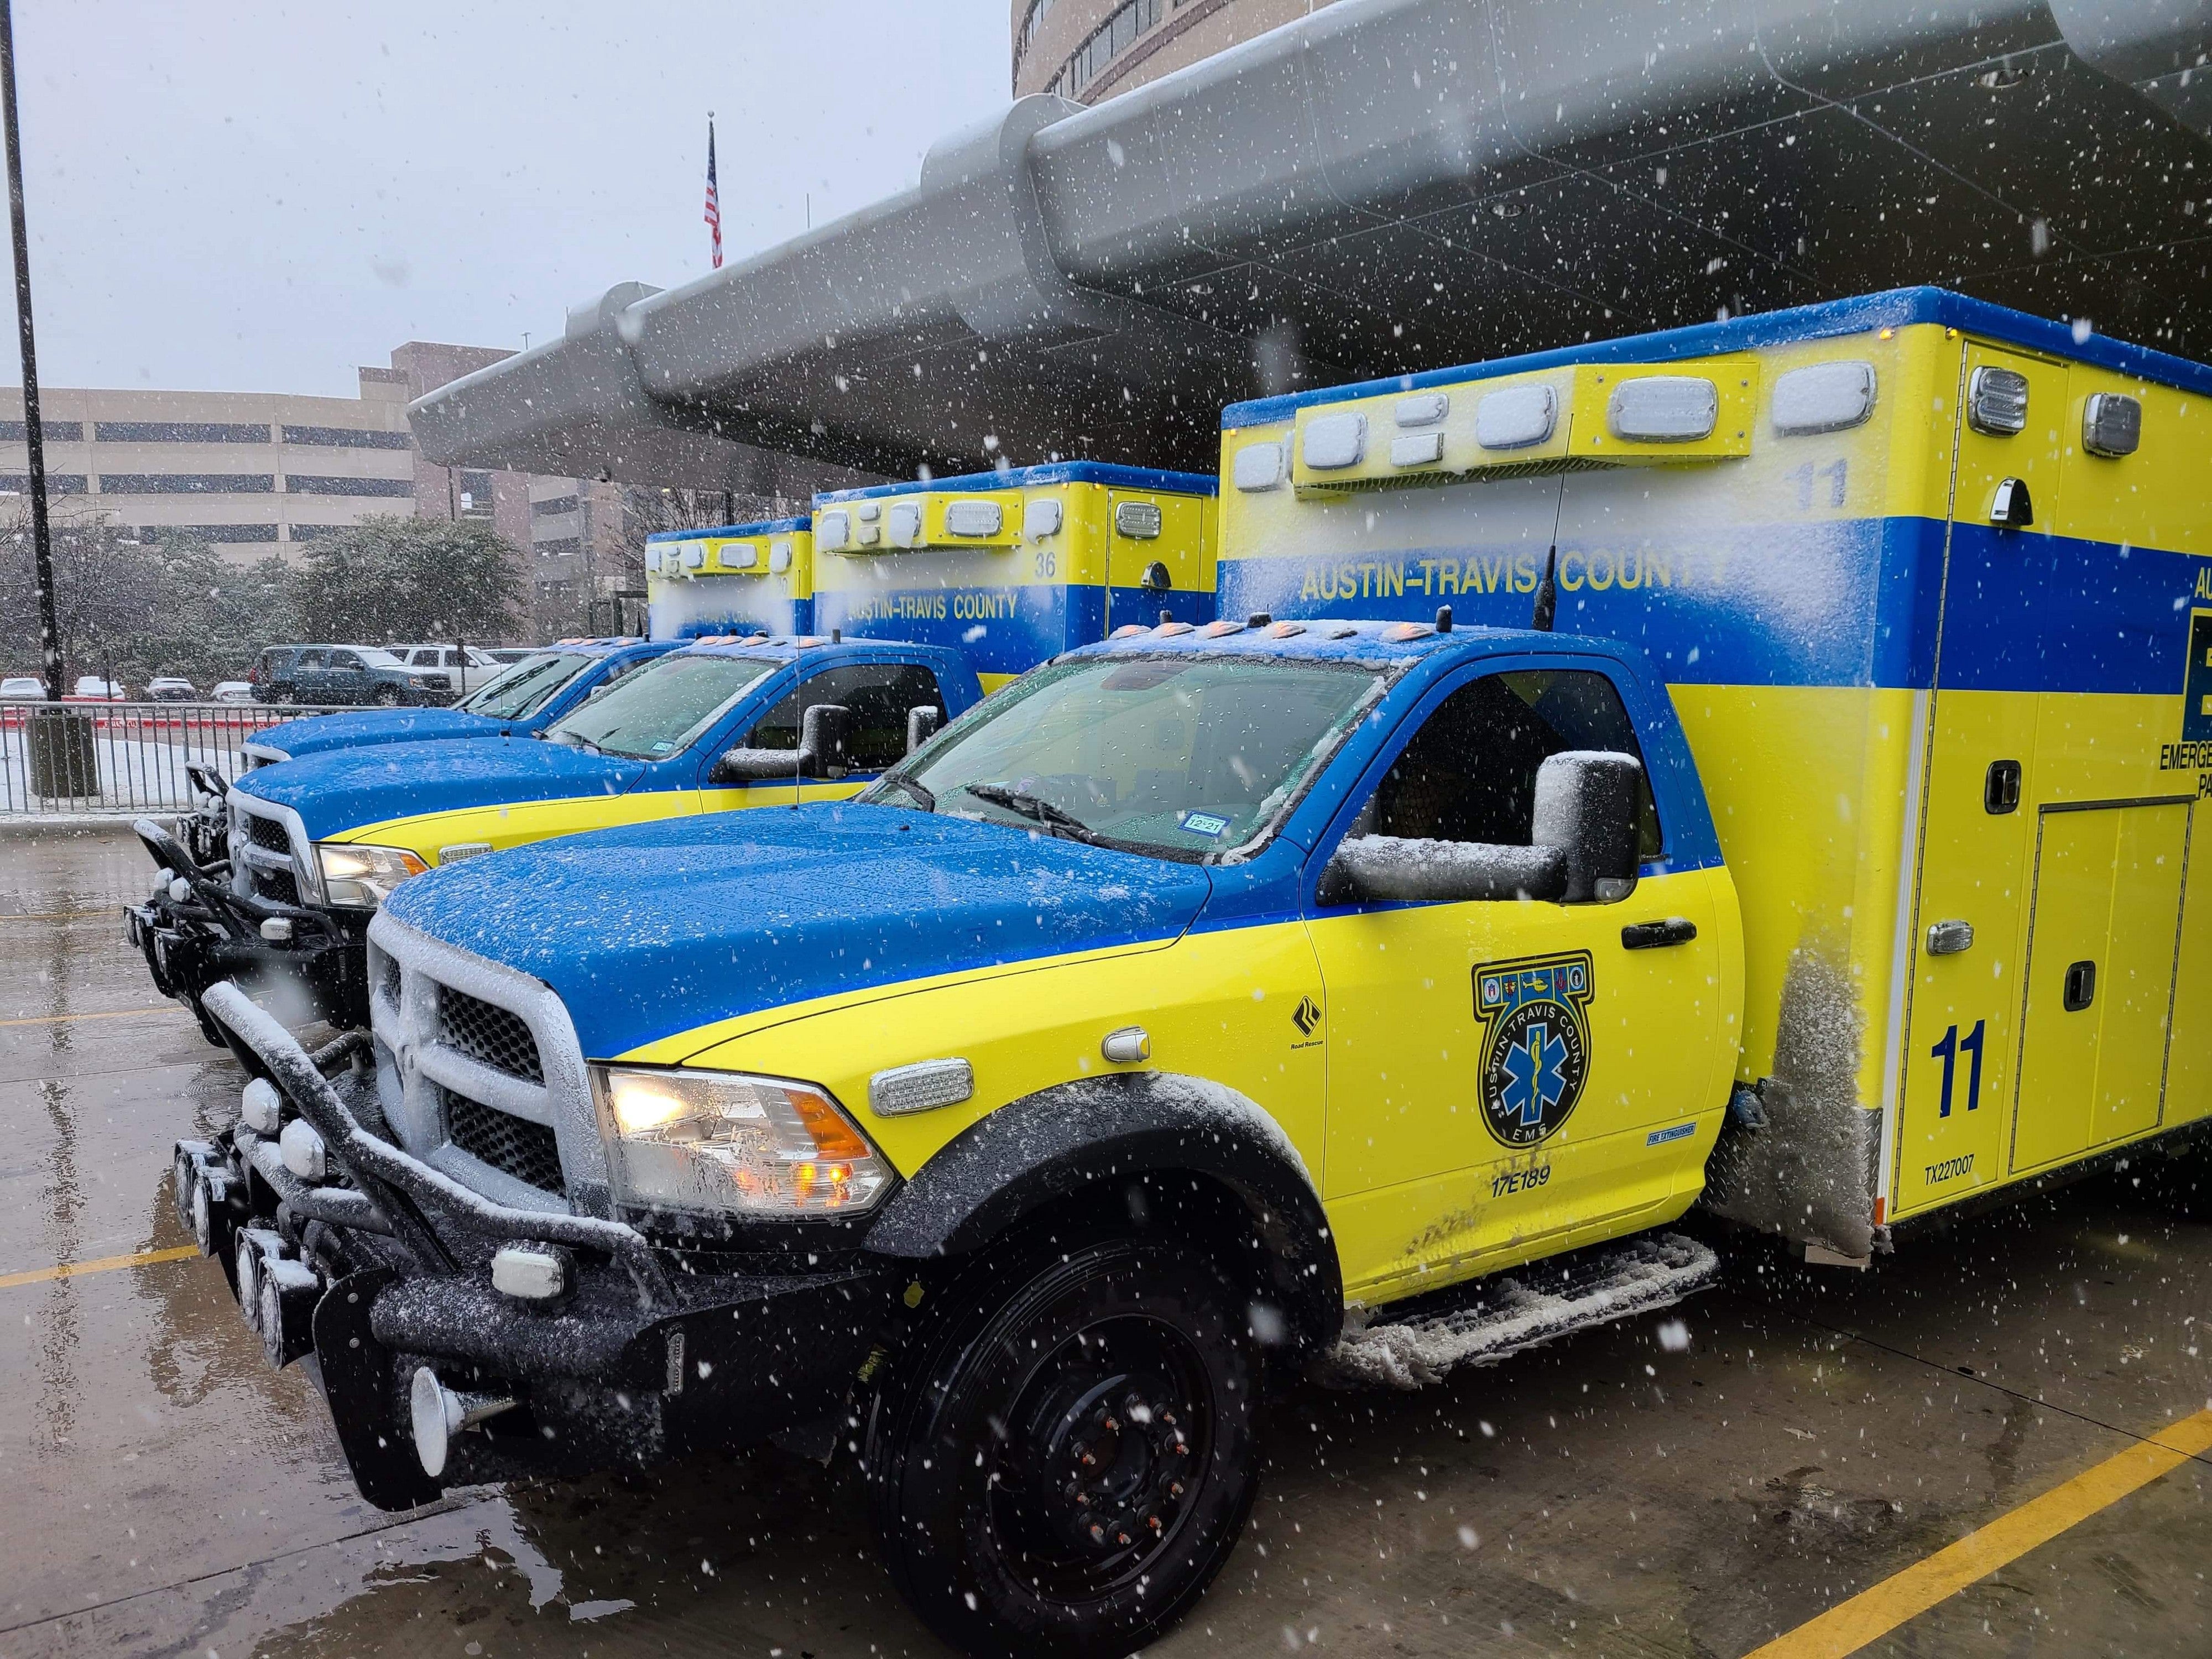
xmin=1310 ymin=667 xmax=1721 ymax=1300
xmin=1106 ymin=491 xmax=1204 ymax=633
xmin=2010 ymin=801 xmax=2189 ymax=1173
xmin=1891 ymin=344 xmax=2065 ymax=1217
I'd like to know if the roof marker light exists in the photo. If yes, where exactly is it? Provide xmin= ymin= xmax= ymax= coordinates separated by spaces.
xmin=1301 ymin=411 xmax=1366 ymax=470
xmin=1390 ymin=431 xmax=1444 ymax=468
xmin=1202 ymin=619 xmax=1244 ymax=637
xmin=1609 ymin=376 xmax=1718 ymax=442
xmin=1266 ymin=620 xmax=1307 ymax=638
xmin=1772 ymin=361 xmax=1876 ymax=435
xmin=2083 ymin=393 xmax=2141 ymax=457
xmin=1475 ymin=383 xmax=1556 ymax=450
xmin=1232 ymin=441 xmax=1285 ymax=491
xmin=1024 ymin=497 xmax=1064 ymax=538
xmin=1395 ymin=393 xmax=1448 ymax=427
xmin=1156 ymin=621 xmax=1195 ymax=636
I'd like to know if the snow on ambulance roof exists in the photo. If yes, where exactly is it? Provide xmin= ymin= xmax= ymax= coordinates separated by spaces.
xmin=1071 ymin=613 xmax=1618 ymax=667
xmin=644 ymin=515 xmax=810 ymax=544
xmin=816 ymin=460 xmax=1217 ymax=503
xmin=1224 ymin=285 xmax=2212 ymax=427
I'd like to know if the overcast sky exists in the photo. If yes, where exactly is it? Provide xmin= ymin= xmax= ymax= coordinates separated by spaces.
xmin=8 ymin=2 xmax=1009 ymax=398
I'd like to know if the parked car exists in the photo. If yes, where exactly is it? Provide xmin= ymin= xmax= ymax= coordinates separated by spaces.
xmin=147 ymin=677 xmax=197 ymax=702
xmin=71 ymin=675 xmax=124 ymax=700
xmin=210 ymin=681 xmax=254 ymax=703
xmin=1 ymin=675 xmax=45 ymax=700
xmin=486 ymin=646 xmax=540 ymax=664
xmin=384 ymin=643 xmax=502 ymax=697
xmin=249 ymin=645 xmax=451 ymax=707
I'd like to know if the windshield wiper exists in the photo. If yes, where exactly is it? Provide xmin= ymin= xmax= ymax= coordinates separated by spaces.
xmin=958 ymin=782 xmax=1102 ymax=844
xmin=547 ymin=730 xmax=604 ymax=755
xmin=878 ymin=772 xmax=935 ymax=811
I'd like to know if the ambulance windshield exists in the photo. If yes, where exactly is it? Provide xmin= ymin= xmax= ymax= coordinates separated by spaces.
xmin=543 ymin=653 xmax=774 ymax=759
xmin=460 ymin=651 xmax=594 ymax=720
xmin=874 ymin=654 xmax=1384 ymax=859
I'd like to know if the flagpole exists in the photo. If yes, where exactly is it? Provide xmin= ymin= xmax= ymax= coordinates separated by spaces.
xmin=0 ymin=0 xmax=60 ymax=701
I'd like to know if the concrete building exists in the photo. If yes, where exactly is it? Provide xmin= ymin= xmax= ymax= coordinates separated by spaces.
xmin=1013 ymin=0 xmax=1337 ymax=102
xmin=0 ymin=342 xmax=690 ymax=627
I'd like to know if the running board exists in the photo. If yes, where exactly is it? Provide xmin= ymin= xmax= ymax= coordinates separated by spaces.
xmin=1322 ymin=1232 xmax=1720 ymax=1390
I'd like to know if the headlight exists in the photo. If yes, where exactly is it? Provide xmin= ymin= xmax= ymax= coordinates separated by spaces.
xmin=314 ymin=842 xmax=428 ymax=907
xmin=408 ymin=676 xmax=427 ymax=686
xmin=593 ymin=1066 xmax=892 ymax=1219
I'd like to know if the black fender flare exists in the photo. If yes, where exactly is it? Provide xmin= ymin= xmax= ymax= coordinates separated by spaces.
xmin=863 ymin=1072 xmax=1343 ymax=1364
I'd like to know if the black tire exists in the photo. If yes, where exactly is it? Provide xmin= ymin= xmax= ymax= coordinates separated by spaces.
xmin=270 ymin=683 xmax=295 ymax=704
xmin=372 ymin=684 xmax=402 ymax=706
xmin=867 ymin=1235 xmax=1259 ymax=1659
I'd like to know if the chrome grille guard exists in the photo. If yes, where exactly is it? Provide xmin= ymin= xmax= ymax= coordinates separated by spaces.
xmin=201 ymin=981 xmax=670 ymax=1308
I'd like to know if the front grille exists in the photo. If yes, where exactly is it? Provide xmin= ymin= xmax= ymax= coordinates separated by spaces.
xmin=443 ymin=1086 xmax=563 ymax=1192
xmin=244 ymin=813 xmax=290 ymax=853
xmin=436 ymin=986 xmax=544 ymax=1083
xmin=378 ymin=952 xmax=401 ymax=1007
xmin=250 ymin=865 xmax=300 ymax=905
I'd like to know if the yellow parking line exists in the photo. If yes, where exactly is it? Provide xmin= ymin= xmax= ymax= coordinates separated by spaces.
xmin=1748 ymin=1407 xmax=2212 ymax=1657
xmin=0 ymin=1244 xmax=200 ymax=1291
xmin=0 ymin=1004 xmax=182 ymax=1029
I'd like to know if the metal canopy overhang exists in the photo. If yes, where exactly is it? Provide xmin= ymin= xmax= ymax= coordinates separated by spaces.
xmin=410 ymin=0 xmax=2212 ymax=488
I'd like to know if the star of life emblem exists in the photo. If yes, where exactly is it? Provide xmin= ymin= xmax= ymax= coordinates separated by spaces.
xmin=1473 ymin=951 xmax=1594 ymax=1149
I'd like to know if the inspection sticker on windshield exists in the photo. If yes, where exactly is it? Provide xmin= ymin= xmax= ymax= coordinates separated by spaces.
xmin=1178 ymin=810 xmax=1232 ymax=838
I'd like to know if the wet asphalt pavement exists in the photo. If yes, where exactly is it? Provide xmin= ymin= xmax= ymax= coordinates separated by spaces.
xmin=3 ymin=826 xmax=2208 ymax=1658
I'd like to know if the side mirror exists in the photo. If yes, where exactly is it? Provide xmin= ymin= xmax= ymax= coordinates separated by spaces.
xmin=1320 ymin=836 xmax=1565 ymax=906
xmin=906 ymin=705 xmax=941 ymax=754
xmin=800 ymin=702 xmax=851 ymax=778
xmin=708 ymin=703 xmax=852 ymax=784
xmin=1530 ymin=750 xmax=1643 ymax=902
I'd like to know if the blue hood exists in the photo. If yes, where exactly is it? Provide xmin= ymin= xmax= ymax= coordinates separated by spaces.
xmin=257 ymin=707 xmax=513 ymax=760
xmin=381 ymin=803 xmax=1213 ymax=1058
xmin=234 ymin=736 xmax=644 ymax=840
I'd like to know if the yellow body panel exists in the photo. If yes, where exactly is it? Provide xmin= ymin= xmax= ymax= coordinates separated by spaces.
xmin=340 ymin=780 xmax=863 ymax=868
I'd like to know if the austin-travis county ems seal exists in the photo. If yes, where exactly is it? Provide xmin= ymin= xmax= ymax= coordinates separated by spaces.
xmin=1473 ymin=952 xmax=1594 ymax=1147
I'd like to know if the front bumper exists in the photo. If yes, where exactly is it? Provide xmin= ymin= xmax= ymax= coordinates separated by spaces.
xmin=183 ymin=982 xmax=902 ymax=1511
xmin=126 ymin=818 xmax=367 ymax=1037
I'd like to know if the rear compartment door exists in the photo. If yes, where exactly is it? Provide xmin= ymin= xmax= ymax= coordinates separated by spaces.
xmin=1106 ymin=490 xmax=1206 ymax=633
xmin=2010 ymin=801 xmax=2189 ymax=1173
xmin=1890 ymin=344 xmax=2065 ymax=1218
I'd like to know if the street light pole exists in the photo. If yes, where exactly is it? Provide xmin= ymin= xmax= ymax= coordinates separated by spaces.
xmin=0 ymin=0 xmax=60 ymax=701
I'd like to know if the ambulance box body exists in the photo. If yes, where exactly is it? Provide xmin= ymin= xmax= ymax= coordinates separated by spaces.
xmin=1218 ymin=287 xmax=2212 ymax=1258
xmin=646 ymin=518 xmax=813 ymax=641
xmin=812 ymin=462 xmax=1217 ymax=690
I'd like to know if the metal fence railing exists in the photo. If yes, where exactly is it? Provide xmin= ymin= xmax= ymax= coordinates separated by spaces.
xmin=0 ymin=700 xmax=352 ymax=817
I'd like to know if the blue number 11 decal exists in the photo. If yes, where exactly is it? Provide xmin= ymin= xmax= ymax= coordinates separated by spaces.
xmin=1931 ymin=1019 xmax=1986 ymax=1118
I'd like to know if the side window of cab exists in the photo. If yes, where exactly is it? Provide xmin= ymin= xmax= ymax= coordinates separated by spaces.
xmin=1325 ymin=668 xmax=1660 ymax=905
xmin=747 ymin=662 xmax=948 ymax=771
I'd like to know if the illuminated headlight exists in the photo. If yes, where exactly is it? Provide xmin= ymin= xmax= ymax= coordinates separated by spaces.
xmin=314 ymin=843 xmax=428 ymax=908
xmin=593 ymin=1066 xmax=892 ymax=1218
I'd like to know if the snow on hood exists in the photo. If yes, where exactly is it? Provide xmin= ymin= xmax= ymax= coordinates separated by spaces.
xmin=255 ymin=707 xmax=512 ymax=761
xmin=380 ymin=801 xmax=1213 ymax=1060
xmin=232 ymin=735 xmax=644 ymax=841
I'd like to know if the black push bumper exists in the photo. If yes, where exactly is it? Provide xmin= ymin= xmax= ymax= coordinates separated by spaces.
xmin=125 ymin=817 xmax=368 ymax=1038
xmin=181 ymin=982 xmax=903 ymax=1511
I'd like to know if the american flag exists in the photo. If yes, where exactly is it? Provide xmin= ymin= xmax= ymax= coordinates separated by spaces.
xmin=703 ymin=117 xmax=722 ymax=270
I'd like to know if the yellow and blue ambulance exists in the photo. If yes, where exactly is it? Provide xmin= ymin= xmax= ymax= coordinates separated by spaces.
xmin=811 ymin=462 xmax=1217 ymax=689
xmin=239 ymin=638 xmax=685 ymax=767
xmin=130 ymin=634 xmax=980 ymax=1038
xmin=1214 ymin=284 xmax=2212 ymax=1260
xmin=645 ymin=517 xmax=813 ymax=640
xmin=168 ymin=289 xmax=2212 ymax=1659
